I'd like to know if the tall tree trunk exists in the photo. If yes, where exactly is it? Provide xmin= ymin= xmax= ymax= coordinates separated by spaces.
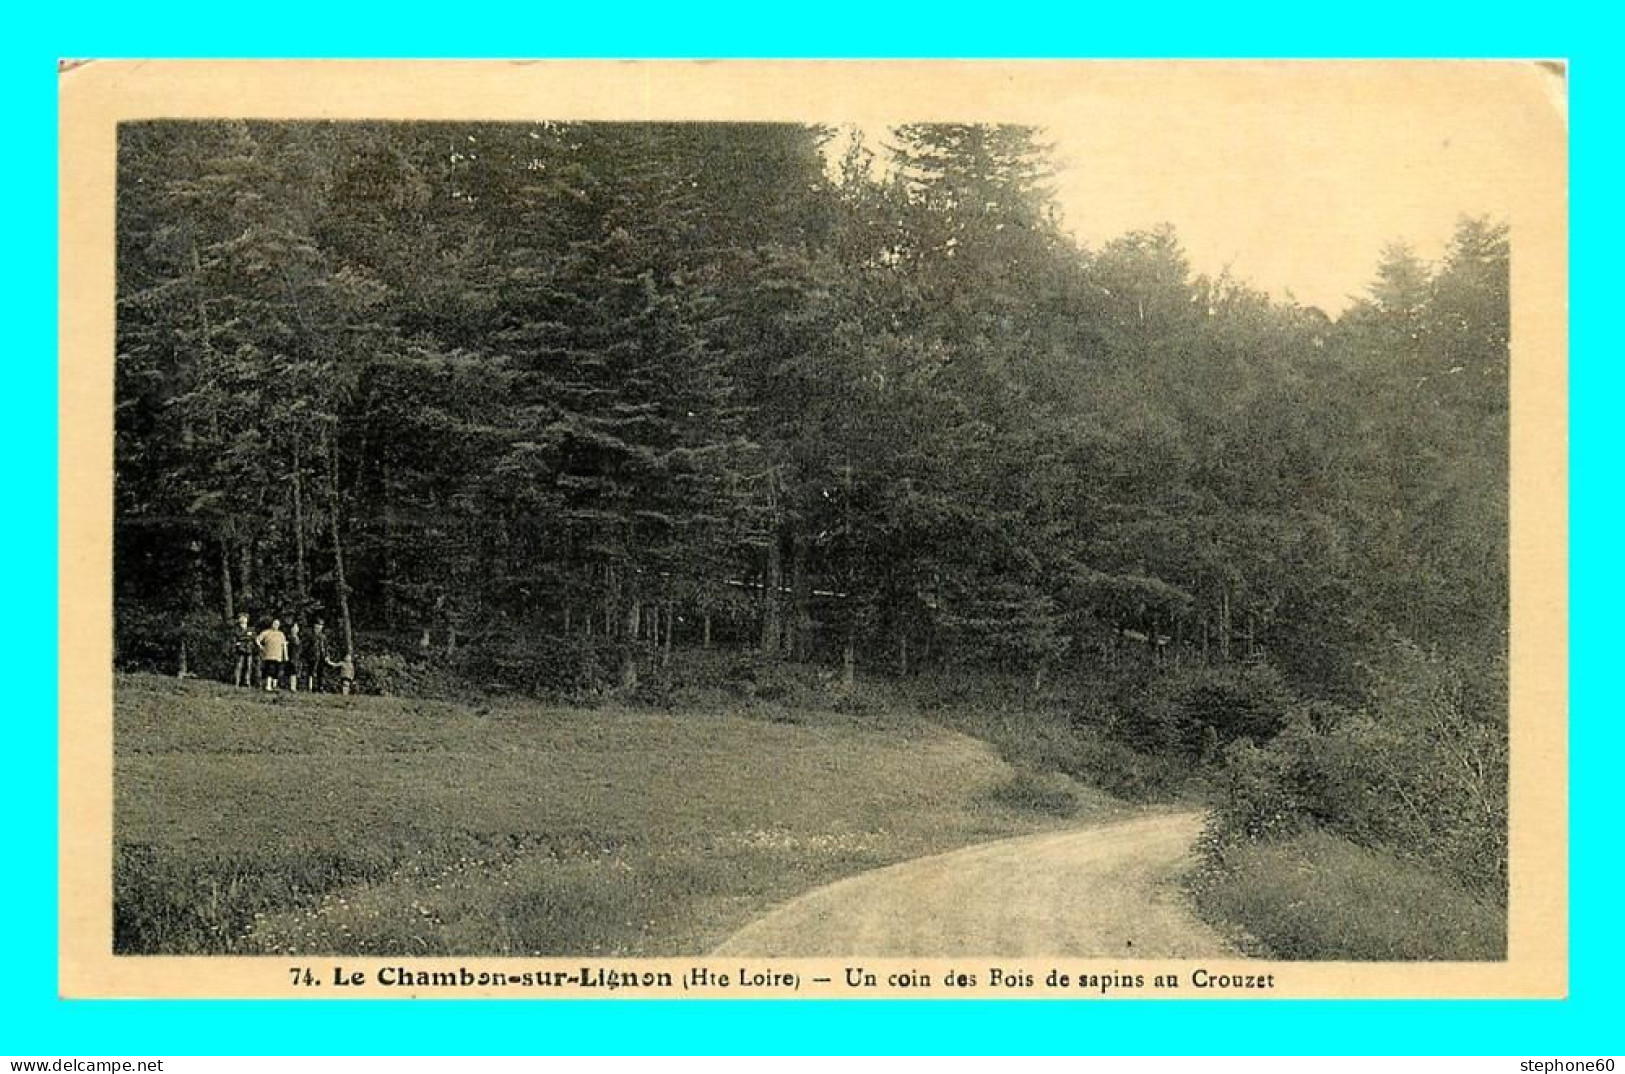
xmin=761 ymin=539 xmax=782 ymax=656
xmin=619 ymin=599 xmax=641 ymax=690
xmin=218 ymin=532 xmax=236 ymax=623
xmin=661 ymin=604 xmax=673 ymax=667
xmin=760 ymin=473 xmax=782 ymax=656
xmin=703 ymin=613 xmax=712 ymax=649
xmin=841 ymin=459 xmax=857 ymax=691
xmin=196 ymin=244 xmax=233 ymax=626
xmin=1219 ymin=586 xmax=1231 ymax=661
xmin=898 ymin=626 xmax=909 ymax=678
xmin=292 ymin=438 xmax=309 ymax=611
xmin=382 ymin=461 xmax=400 ymax=628
xmin=322 ymin=430 xmax=355 ymax=657
xmin=789 ymin=530 xmax=811 ymax=661
xmin=244 ymin=535 xmax=262 ymax=685
xmin=183 ymin=540 xmax=204 ymax=676
xmin=238 ymin=538 xmax=255 ymax=615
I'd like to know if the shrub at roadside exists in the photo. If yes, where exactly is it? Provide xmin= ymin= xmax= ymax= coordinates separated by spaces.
xmin=1192 ymin=827 xmax=1504 ymax=960
xmin=115 ymin=602 xmax=235 ymax=681
xmin=1211 ymin=643 xmax=1506 ymax=898
xmin=987 ymin=771 xmax=1083 ymax=817
xmin=1117 ymin=660 xmax=1295 ymax=756
xmin=916 ymin=691 xmax=1195 ymax=802
xmin=1195 ymin=642 xmax=1508 ymax=959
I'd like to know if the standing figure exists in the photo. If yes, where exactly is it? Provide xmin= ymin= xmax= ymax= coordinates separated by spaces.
xmin=327 ymin=650 xmax=356 ymax=695
xmin=229 ymin=613 xmax=255 ymax=687
xmin=284 ymin=622 xmax=305 ymax=692
xmin=257 ymin=617 xmax=288 ymax=691
xmin=309 ymin=620 xmax=331 ymax=693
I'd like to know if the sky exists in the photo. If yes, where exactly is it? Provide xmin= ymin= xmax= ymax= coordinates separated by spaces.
xmin=79 ymin=60 xmax=1567 ymax=318
xmin=841 ymin=62 xmax=1566 ymax=314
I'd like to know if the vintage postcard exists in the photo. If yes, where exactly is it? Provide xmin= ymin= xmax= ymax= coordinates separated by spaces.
xmin=59 ymin=59 xmax=1567 ymax=999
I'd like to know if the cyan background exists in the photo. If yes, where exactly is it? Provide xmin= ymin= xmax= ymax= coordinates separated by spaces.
xmin=9 ymin=5 xmax=1611 ymax=1054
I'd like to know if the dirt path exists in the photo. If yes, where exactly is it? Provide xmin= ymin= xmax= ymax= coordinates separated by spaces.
xmin=711 ymin=810 xmax=1235 ymax=958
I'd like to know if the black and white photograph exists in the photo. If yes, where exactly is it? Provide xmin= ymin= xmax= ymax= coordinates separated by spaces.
xmin=61 ymin=60 xmax=1567 ymax=998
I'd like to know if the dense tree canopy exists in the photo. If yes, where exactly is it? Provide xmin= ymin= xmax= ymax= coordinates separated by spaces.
xmin=115 ymin=120 xmax=1508 ymax=710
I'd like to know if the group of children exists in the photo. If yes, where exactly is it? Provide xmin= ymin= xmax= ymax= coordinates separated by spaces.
xmin=231 ymin=613 xmax=355 ymax=694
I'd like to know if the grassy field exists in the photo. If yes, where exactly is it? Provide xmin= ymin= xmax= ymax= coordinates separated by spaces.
xmin=115 ymin=673 xmax=1126 ymax=956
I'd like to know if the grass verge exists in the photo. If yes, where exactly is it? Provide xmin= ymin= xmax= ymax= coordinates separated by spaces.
xmin=115 ymin=672 xmax=1123 ymax=956
xmin=1190 ymin=827 xmax=1506 ymax=960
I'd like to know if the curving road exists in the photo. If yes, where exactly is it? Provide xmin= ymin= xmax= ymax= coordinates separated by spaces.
xmin=711 ymin=810 xmax=1236 ymax=958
